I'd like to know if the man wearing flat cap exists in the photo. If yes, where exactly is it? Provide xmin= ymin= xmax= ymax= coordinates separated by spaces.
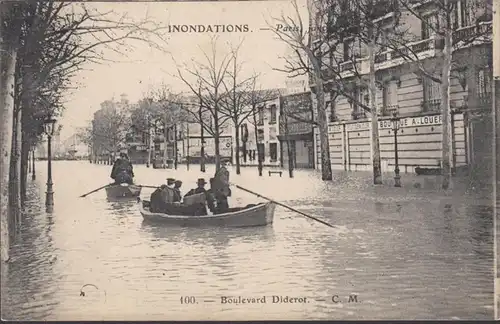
xmin=166 ymin=178 xmax=176 ymax=188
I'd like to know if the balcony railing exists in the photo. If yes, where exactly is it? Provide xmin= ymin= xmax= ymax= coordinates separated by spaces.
xmin=340 ymin=60 xmax=355 ymax=72
xmin=381 ymin=104 xmax=399 ymax=116
xmin=421 ymin=99 xmax=441 ymax=112
xmin=477 ymin=93 xmax=492 ymax=107
xmin=452 ymin=21 xmax=492 ymax=45
xmin=352 ymin=110 xmax=367 ymax=120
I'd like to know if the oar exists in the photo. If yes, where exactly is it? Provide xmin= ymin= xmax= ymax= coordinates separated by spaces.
xmin=79 ymin=184 xmax=111 ymax=198
xmin=232 ymin=184 xmax=337 ymax=229
xmin=138 ymin=185 xmax=160 ymax=189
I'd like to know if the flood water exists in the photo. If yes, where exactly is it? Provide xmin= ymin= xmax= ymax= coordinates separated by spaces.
xmin=1 ymin=161 xmax=494 ymax=320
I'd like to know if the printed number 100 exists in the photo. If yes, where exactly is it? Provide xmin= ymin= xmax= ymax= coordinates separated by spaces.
xmin=180 ymin=296 xmax=196 ymax=304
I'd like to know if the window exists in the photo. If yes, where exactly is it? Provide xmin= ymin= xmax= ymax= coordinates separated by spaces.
xmin=350 ymin=86 xmax=367 ymax=119
xmin=422 ymin=77 xmax=441 ymax=111
xmin=327 ymin=99 xmax=337 ymax=122
xmin=460 ymin=0 xmax=471 ymax=27
xmin=269 ymin=127 xmax=277 ymax=140
xmin=258 ymin=106 xmax=264 ymax=125
xmin=269 ymin=143 xmax=278 ymax=162
xmin=257 ymin=143 xmax=265 ymax=162
xmin=269 ymin=104 xmax=277 ymax=123
xmin=343 ymin=38 xmax=353 ymax=61
xmin=421 ymin=14 xmax=439 ymax=40
xmin=382 ymin=81 xmax=399 ymax=115
xmin=257 ymin=128 xmax=264 ymax=142
xmin=477 ymin=68 xmax=492 ymax=97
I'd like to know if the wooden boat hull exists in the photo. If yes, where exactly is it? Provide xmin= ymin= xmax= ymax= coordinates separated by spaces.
xmin=139 ymin=200 xmax=275 ymax=227
xmin=105 ymin=184 xmax=142 ymax=199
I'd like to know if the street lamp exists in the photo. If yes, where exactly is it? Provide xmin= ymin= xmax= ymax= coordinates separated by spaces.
xmin=43 ymin=115 xmax=57 ymax=209
xmin=391 ymin=112 xmax=401 ymax=187
xmin=31 ymin=148 xmax=36 ymax=180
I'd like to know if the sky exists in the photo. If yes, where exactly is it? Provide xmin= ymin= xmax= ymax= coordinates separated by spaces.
xmin=59 ymin=0 xmax=309 ymax=140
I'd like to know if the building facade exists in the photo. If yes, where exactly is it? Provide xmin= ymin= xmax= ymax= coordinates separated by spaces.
xmin=309 ymin=0 xmax=493 ymax=174
xmin=279 ymin=91 xmax=315 ymax=169
xmin=239 ymin=96 xmax=282 ymax=166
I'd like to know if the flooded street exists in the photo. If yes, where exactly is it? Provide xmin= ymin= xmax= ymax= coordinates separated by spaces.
xmin=1 ymin=161 xmax=494 ymax=320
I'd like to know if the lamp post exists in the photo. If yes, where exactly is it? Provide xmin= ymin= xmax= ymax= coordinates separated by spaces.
xmin=391 ymin=112 xmax=401 ymax=187
xmin=43 ymin=115 xmax=57 ymax=209
xmin=32 ymin=148 xmax=36 ymax=180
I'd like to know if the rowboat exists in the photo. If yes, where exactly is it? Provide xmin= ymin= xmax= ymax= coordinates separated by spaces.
xmin=139 ymin=199 xmax=276 ymax=227
xmin=105 ymin=183 xmax=142 ymax=199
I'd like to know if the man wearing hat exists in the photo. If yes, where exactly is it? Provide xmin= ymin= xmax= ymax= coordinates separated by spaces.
xmin=110 ymin=152 xmax=134 ymax=184
xmin=166 ymin=178 xmax=176 ymax=188
xmin=184 ymin=178 xmax=207 ymax=198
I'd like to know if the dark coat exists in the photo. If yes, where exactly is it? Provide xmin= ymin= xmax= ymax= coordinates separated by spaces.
xmin=173 ymin=188 xmax=182 ymax=202
xmin=111 ymin=158 xmax=134 ymax=180
xmin=184 ymin=187 xmax=206 ymax=198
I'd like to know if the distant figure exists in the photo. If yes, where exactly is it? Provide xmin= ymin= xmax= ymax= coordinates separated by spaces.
xmin=184 ymin=178 xmax=207 ymax=197
xmin=111 ymin=152 xmax=134 ymax=184
xmin=173 ymin=180 xmax=182 ymax=202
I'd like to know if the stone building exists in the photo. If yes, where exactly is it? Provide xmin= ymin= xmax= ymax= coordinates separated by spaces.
xmin=309 ymin=0 xmax=493 ymax=175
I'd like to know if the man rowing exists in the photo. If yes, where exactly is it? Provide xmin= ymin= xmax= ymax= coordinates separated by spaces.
xmin=111 ymin=152 xmax=134 ymax=185
xmin=211 ymin=165 xmax=231 ymax=213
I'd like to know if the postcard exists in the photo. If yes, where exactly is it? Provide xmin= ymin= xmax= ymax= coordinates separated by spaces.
xmin=0 ymin=0 xmax=498 ymax=320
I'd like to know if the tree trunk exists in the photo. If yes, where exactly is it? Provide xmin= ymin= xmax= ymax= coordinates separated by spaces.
xmin=0 ymin=22 xmax=19 ymax=261
xmin=214 ymin=107 xmax=221 ymax=172
xmin=198 ymin=106 xmax=205 ymax=172
xmin=9 ymin=108 xmax=22 ymax=223
xmin=20 ymin=134 xmax=29 ymax=205
xmin=313 ymin=75 xmax=333 ymax=181
xmin=163 ymin=124 xmax=168 ymax=168
xmin=252 ymin=104 xmax=262 ymax=176
xmin=234 ymin=120 xmax=241 ymax=175
xmin=441 ymin=26 xmax=453 ymax=190
xmin=242 ymin=141 xmax=247 ymax=163
xmin=368 ymin=33 xmax=383 ymax=185
xmin=174 ymin=124 xmax=178 ymax=170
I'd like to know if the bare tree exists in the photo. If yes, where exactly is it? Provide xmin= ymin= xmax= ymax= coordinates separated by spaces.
xmin=270 ymin=0 xmax=404 ymax=183
xmin=173 ymin=37 xmax=232 ymax=172
xmin=219 ymin=45 xmax=262 ymax=175
xmin=151 ymin=85 xmax=189 ymax=168
xmin=91 ymin=105 xmax=132 ymax=161
xmin=382 ymin=0 xmax=493 ymax=189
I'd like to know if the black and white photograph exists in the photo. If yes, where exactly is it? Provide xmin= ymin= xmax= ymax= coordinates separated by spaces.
xmin=0 ymin=0 xmax=498 ymax=320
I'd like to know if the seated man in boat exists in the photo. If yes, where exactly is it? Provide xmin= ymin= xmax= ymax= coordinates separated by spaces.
xmin=150 ymin=184 xmax=175 ymax=213
xmin=111 ymin=153 xmax=134 ymax=184
xmin=184 ymin=178 xmax=208 ymax=216
xmin=173 ymin=180 xmax=183 ymax=203
xmin=184 ymin=178 xmax=207 ymax=197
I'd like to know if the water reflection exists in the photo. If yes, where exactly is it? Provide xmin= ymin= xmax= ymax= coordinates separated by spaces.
xmin=2 ymin=186 xmax=60 ymax=320
xmin=106 ymin=199 xmax=137 ymax=212
xmin=1 ymin=162 xmax=494 ymax=320
xmin=140 ymin=221 xmax=275 ymax=247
